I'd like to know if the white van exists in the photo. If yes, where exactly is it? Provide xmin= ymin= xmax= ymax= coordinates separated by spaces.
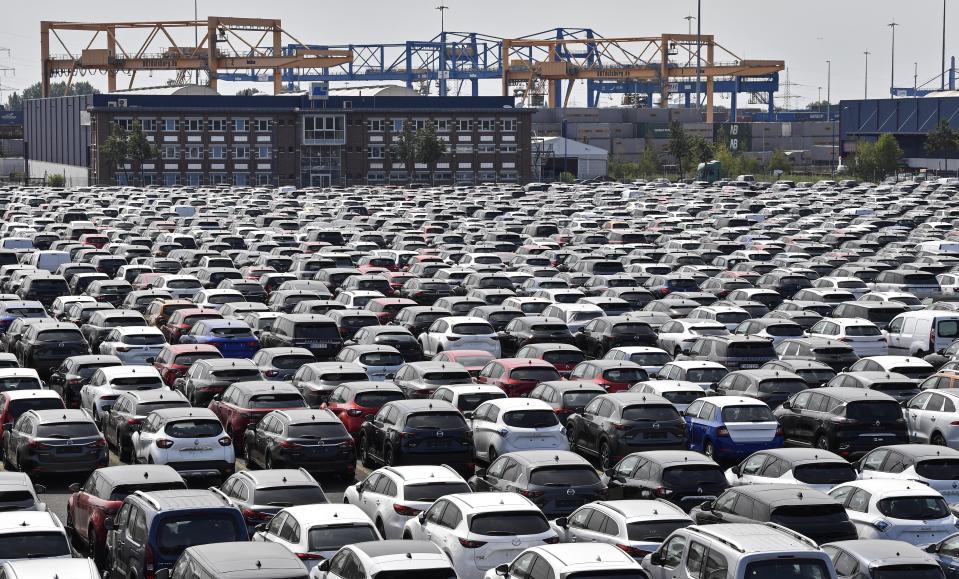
xmin=27 ymin=250 xmax=70 ymax=273
xmin=886 ymin=310 xmax=959 ymax=355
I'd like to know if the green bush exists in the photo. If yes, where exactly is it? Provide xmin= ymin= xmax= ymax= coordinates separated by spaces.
xmin=46 ymin=174 xmax=65 ymax=187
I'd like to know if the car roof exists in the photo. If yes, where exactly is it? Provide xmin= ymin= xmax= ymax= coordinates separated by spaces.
xmin=824 ymin=539 xmax=935 ymax=566
xmin=700 ymin=396 xmax=771 ymax=408
xmin=594 ymin=499 xmax=688 ymax=519
xmin=132 ymin=489 xmax=233 ymax=511
xmin=352 ymin=540 xmax=444 ymax=558
xmin=833 ymin=479 xmax=940 ymax=498
xmin=29 ymin=408 xmax=91 ymax=423
xmin=683 ymin=523 xmax=822 ymax=554
xmin=187 ymin=542 xmax=306 ymax=576
xmin=96 ymin=464 xmax=185 ymax=486
xmin=2 ymin=389 xmax=62 ymax=401
xmin=237 ymin=468 xmax=316 ymax=488
xmin=279 ymin=503 xmax=371 ymax=527
xmin=870 ymin=444 xmax=959 ymax=460
xmin=758 ymin=448 xmax=848 ymax=464
xmin=230 ymin=381 xmax=300 ymax=394
xmin=815 ymin=386 xmax=899 ymax=402
xmin=0 ymin=511 xmax=62 ymax=533
xmin=95 ymin=365 xmax=161 ymax=379
xmin=509 ymin=450 xmax=589 ymax=467
xmin=732 ymin=483 xmax=836 ymax=506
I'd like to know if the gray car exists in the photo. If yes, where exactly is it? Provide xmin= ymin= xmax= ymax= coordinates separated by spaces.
xmin=211 ymin=468 xmax=328 ymax=536
xmin=821 ymin=539 xmax=944 ymax=579
xmin=156 ymin=542 xmax=308 ymax=579
xmin=291 ymin=361 xmax=369 ymax=407
xmin=173 ymin=358 xmax=264 ymax=406
xmin=3 ymin=409 xmax=107 ymax=474
xmin=391 ymin=360 xmax=473 ymax=398
xmin=251 ymin=347 xmax=316 ymax=381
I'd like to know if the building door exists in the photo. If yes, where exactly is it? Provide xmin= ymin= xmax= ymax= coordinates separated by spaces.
xmin=310 ymin=174 xmax=332 ymax=187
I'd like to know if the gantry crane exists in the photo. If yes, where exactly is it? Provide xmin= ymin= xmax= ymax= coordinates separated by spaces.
xmin=39 ymin=17 xmax=352 ymax=96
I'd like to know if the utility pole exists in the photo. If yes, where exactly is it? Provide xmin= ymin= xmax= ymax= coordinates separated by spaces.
xmin=194 ymin=0 xmax=199 ymax=85
xmin=818 ymin=86 xmax=822 ymax=104
xmin=826 ymin=60 xmax=832 ymax=114
xmin=695 ymin=0 xmax=702 ymax=111
xmin=864 ymin=51 xmax=871 ymax=99
xmin=944 ymin=0 xmax=948 ymax=90
xmin=888 ymin=21 xmax=898 ymax=95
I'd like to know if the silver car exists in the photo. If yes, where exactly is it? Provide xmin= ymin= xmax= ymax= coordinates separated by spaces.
xmin=906 ymin=388 xmax=959 ymax=448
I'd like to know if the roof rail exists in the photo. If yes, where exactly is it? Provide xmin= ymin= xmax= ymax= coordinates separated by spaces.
xmin=131 ymin=491 xmax=162 ymax=511
xmin=382 ymin=466 xmax=404 ymax=480
xmin=762 ymin=522 xmax=819 ymax=548
xmin=596 ymin=501 xmax=624 ymax=517
xmin=686 ymin=525 xmax=745 ymax=553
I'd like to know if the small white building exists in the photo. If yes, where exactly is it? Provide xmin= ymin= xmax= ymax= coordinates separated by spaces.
xmin=533 ymin=136 xmax=609 ymax=180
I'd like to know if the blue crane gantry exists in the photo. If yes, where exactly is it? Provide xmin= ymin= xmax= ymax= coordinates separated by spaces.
xmin=217 ymin=28 xmax=780 ymax=119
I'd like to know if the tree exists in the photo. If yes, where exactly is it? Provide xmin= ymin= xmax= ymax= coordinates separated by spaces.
xmin=637 ymin=141 xmax=660 ymax=178
xmin=852 ymin=140 xmax=880 ymax=181
xmin=769 ymin=148 xmax=792 ymax=175
xmin=6 ymin=81 xmax=98 ymax=111
xmin=685 ymin=135 xmax=714 ymax=174
xmin=925 ymin=120 xmax=956 ymax=172
xmin=125 ymin=122 xmax=160 ymax=185
xmin=392 ymin=122 xmax=418 ymax=183
xmin=558 ymin=171 xmax=576 ymax=184
xmin=46 ymin=174 xmax=65 ymax=187
xmin=666 ymin=121 xmax=693 ymax=177
xmin=100 ymin=125 xmax=129 ymax=184
xmin=713 ymin=144 xmax=740 ymax=178
xmin=236 ymin=88 xmax=261 ymax=96
xmin=875 ymin=133 xmax=904 ymax=180
xmin=806 ymin=100 xmax=831 ymax=113
xmin=608 ymin=157 xmax=640 ymax=182
xmin=415 ymin=120 xmax=448 ymax=184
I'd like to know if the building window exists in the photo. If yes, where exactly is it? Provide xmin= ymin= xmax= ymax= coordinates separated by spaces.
xmin=436 ymin=119 xmax=450 ymax=132
xmin=185 ymin=146 xmax=203 ymax=160
xmin=479 ymin=171 xmax=497 ymax=181
xmin=233 ymin=118 xmax=249 ymax=132
xmin=502 ymin=118 xmax=517 ymax=132
xmin=389 ymin=171 xmax=406 ymax=182
xmin=209 ymin=118 xmax=226 ymax=132
xmin=367 ymin=172 xmax=385 ymax=182
xmin=368 ymin=119 xmax=385 ymax=132
xmin=161 ymin=145 xmax=179 ymax=160
xmin=454 ymin=144 xmax=473 ymax=154
xmin=500 ymin=171 xmax=517 ymax=181
xmin=139 ymin=119 xmax=157 ymax=132
xmin=256 ymin=146 xmax=272 ymax=159
xmin=163 ymin=173 xmax=178 ymax=186
xmin=434 ymin=171 xmax=452 ymax=182
xmin=391 ymin=119 xmax=406 ymax=132
xmin=478 ymin=144 xmax=496 ymax=154
xmin=303 ymin=115 xmax=345 ymax=144
xmin=455 ymin=171 xmax=473 ymax=183
xmin=256 ymin=173 xmax=272 ymax=185
xmin=186 ymin=118 xmax=203 ymax=132
xmin=234 ymin=173 xmax=249 ymax=186
xmin=162 ymin=118 xmax=178 ymax=132
xmin=114 ymin=118 xmax=133 ymax=131
xmin=457 ymin=119 xmax=472 ymax=132
xmin=210 ymin=146 xmax=226 ymax=160
xmin=368 ymin=145 xmax=385 ymax=159
xmin=501 ymin=144 xmax=517 ymax=153
xmin=479 ymin=119 xmax=495 ymax=132
xmin=413 ymin=119 xmax=427 ymax=131
xmin=141 ymin=173 xmax=156 ymax=185
xmin=255 ymin=118 xmax=272 ymax=132
xmin=235 ymin=146 xmax=250 ymax=160
xmin=187 ymin=173 xmax=201 ymax=186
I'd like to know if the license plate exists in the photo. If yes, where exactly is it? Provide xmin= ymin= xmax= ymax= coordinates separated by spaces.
xmin=181 ymin=447 xmax=212 ymax=452
xmin=556 ymin=499 xmax=582 ymax=507
xmin=740 ymin=364 xmax=759 ymax=369
xmin=645 ymin=432 xmax=667 ymax=439
xmin=58 ymin=446 xmax=82 ymax=454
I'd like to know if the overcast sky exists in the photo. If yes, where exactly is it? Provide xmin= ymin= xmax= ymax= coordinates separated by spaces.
xmin=0 ymin=0 xmax=953 ymax=107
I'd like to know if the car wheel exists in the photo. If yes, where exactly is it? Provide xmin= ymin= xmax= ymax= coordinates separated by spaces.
xmin=933 ymin=432 xmax=948 ymax=446
xmin=118 ymin=438 xmax=131 ymax=464
xmin=674 ymin=346 xmax=683 ymax=357
xmin=487 ymin=446 xmax=498 ymax=464
xmin=358 ymin=435 xmax=374 ymax=468
xmin=265 ymin=452 xmax=275 ymax=470
xmin=599 ymin=441 xmax=612 ymax=471
xmin=402 ymin=531 xmax=412 ymax=540
xmin=88 ymin=524 xmax=104 ymax=566
xmin=384 ymin=446 xmax=397 ymax=467
xmin=703 ymin=440 xmax=715 ymax=458
xmin=815 ymin=435 xmax=830 ymax=450
xmin=567 ymin=427 xmax=579 ymax=452
xmin=245 ymin=445 xmax=259 ymax=469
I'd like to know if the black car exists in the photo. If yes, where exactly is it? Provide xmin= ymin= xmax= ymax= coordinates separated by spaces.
xmin=689 ymin=483 xmax=858 ymax=544
xmin=468 ymin=450 xmax=607 ymax=517
xmin=678 ymin=335 xmax=778 ymax=371
xmin=174 ymin=358 xmax=264 ymax=407
xmin=397 ymin=278 xmax=454 ymax=305
xmin=714 ymin=369 xmax=808 ymax=409
xmin=257 ymin=313 xmax=344 ymax=360
xmin=761 ymin=359 xmax=837 ymax=387
xmin=528 ymin=380 xmax=606 ymax=426
xmin=48 ymin=354 xmax=123 ymax=408
xmin=4 ymin=409 xmax=108 ymax=475
xmin=12 ymin=320 xmax=90 ymax=377
xmin=566 ymin=392 xmax=687 ymax=470
xmin=573 ymin=316 xmax=658 ymax=359
xmin=466 ymin=305 xmax=526 ymax=332
xmin=344 ymin=325 xmax=423 ymax=362
xmin=242 ymin=408 xmax=355 ymax=477
xmin=497 ymin=316 xmax=576 ymax=358
xmin=601 ymin=450 xmax=729 ymax=511
xmin=357 ymin=399 xmax=474 ymax=475
xmin=774 ymin=337 xmax=860 ymax=372
xmin=327 ymin=309 xmax=381 ymax=341
xmin=79 ymin=309 xmax=147 ymax=352
xmin=392 ymin=306 xmax=452 ymax=337
xmin=774 ymin=386 xmax=908 ymax=459
xmin=103 ymin=389 xmax=191 ymax=462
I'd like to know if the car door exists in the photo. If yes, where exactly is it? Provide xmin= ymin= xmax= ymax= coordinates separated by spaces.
xmin=732 ymin=453 xmax=769 ymax=486
xmin=683 ymin=400 xmax=705 ymax=448
xmin=74 ymin=472 xmax=99 ymax=536
xmin=470 ymin=404 xmax=495 ymax=458
xmin=842 ymin=488 xmax=873 ymax=535
xmin=420 ymin=499 xmax=448 ymax=542
xmin=907 ymin=391 xmax=934 ymax=442
xmin=354 ymin=474 xmax=382 ymax=520
xmin=584 ymin=398 xmax=613 ymax=453
xmin=499 ymin=459 xmax=523 ymax=493
xmin=921 ymin=392 xmax=949 ymax=441
xmin=647 ymin=534 xmax=686 ymax=579
xmin=120 ymin=505 xmax=147 ymax=578
xmin=563 ymin=506 xmax=596 ymax=543
xmin=432 ymin=501 xmax=462 ymax=552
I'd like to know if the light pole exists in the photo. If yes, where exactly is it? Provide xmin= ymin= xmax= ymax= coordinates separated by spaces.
xmin=864 ymin=51 xmax=871 ymax=99
xmin=194 ymin=0 xmax=199 ymax=85
xmin=818 ymin=86 xmax=822 ymax=104
xmin=436 ymin=5 xmax=448 ymax=35
xmin=827 ymin=60 xmax=834 ymax=167
xmin=695 ymin=0 xmax=702 ymax=111
xmin=684 ymin=14 xmax=695 ymax=35
xmin=888 ymin=21 xmax=898 ymax=95
xmin=944 ymin=0 xmax=948 ymax=90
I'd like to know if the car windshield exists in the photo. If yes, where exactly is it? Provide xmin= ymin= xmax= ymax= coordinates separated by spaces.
xmin=603 ymin=368 xmax=647 ymax=382
xmin=36 ymin=422 xmax=99 ymax=438
xmin=403 ymin=482 xmax=471 ymax=502
xmin=528 ymin=466 xmax=600 ymax=486
xmin=844 ymin=401 xmax=903 ymax=422
xmin=451 ymin=323 xmax=494 ymax=335
xmin=7 ymin=398 xmax=63 ymax=421
xmin=112 ymin=376 xmax=163 ymax=388
xmin=626 ymin=520 xmax=691 ymax=542
xmin=622 ymin=404 xmax=680 ymax=421
xmin=308 ymin=523 xmax=378 ymax=551
xmin=248 ymin=394 xmax=306 ymax=409
xmin=406 ymin=412 xmax=466 ymax=429
xmin=792 ymin=463 xmax=858 ymax=485
xmin=293 ymin=324 xmax=340 ymax=339
xmin=456 ymin=393 xmax=505 ymax=412
xmin=877 ymin=496 xmax=950 ymax=520
xmin=469 ymin=512 xmax=550 ymax=535
xmin=543 ymin=351 xmax=586 ymax=365
xmin=156 ymin=514 xmax=245 ymax=556
xmin=742 ymin=560 xmax=832 ymax=579
xmin=253 ymin=485 xmax=327 ymax=506
xmin=510 ymin=367 xmax=562 ymax=382
xmin=0 ymin=378 xmax=41 ymax=391
xmin=874 ymin=565 xmax=947 ymax=579
xmin=758 ymin=380 xmax=807 ymax=394
xmin=212 ymin=369 xmax=262 ymax=380
xmin=36 ymin=330 xmax=83 ymax=342
xmin=0 ymin=531 xmax=71 ymax=559
xmin=685 ymin=368 xmax=728 ymax=383
xmin=109 ymin=481 xmax=187 ymax=502
xmin=164 ymin=419 xmax=223 ymax=438
xmin=502 ymin=409 xmax=559 ymax=428
xmin=271 ymin=355 xmax=315 ymax=370
xmin=721 ymin=405 xmax=775 ymax=422
xmin=353 ymin=391 xmax=404 ymax=407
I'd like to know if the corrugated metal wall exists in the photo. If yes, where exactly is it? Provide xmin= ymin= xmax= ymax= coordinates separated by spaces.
xmin=23 ymin=95 xmax=92 ymax=168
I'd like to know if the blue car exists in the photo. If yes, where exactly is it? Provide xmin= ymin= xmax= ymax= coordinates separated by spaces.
xmin=179 ymin=318 xmax=260 ymax=358
xmin=0 ymin=300 xmax=49 ymax=334
xmin=683 ymin=395 xmax=784 ymax=462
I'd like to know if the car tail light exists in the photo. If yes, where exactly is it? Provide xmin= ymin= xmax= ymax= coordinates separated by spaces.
xmin=155 ymin=438 xmax=174 ymax=449
xmin=447 ymin=336 xmax=460 ymax=341
xmin=775 ymin=426 xmax=784 ymax=437
xmin=616 ymin=544 xmax=650 ymax=557
xmin=612 ymin=422 xmax=629 ymax=431
xmin=296 ymin=553 xmax=325 ymax=560
xmin=27 ymin=441 xmax=50 ymax=450
xmin=654 ymin=486 xmax=673 ymax=497
xmin=347 ymin=409 xmax=364 ymax=417
xmin=393 ymin=503 xmax=422 ymax=516
xmin=339 ymin=438 xmax=355 ymax=448
xmin=242 ymin=508 xmax=273 ymax=521
xmin=264 ymin=370 xmax=279 ymax=377
xmin=87 ymin=438 xmax=107 ymax=448
xmin=218 ymin=436 xmax=232 ymax=447
xmin=716 ymin=427 xmax=730 ymax=438
xmin=279 ymin=440 xmax=301 ymax=449
xmin=517 ymin=489 xmax=544 ymax=499
xmin=116 ymin=346 xmax=131 ymax=352
xmin=66 ymin=378 xmax=82 ymax=386
xmin=458 ymin=538 xmax=487 ymax=548
xmin=127 ymin=418 xmax=141 ymax=426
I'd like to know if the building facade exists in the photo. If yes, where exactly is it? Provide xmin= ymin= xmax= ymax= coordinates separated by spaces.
xmin=26 ymin=93 xmax=532 ymax=187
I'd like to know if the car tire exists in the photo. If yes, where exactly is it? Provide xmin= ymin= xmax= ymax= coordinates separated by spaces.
xmin=815 ymin=435 xmax=830 ymax=450
xmin=933 ymin=432 xmax=948 ymax=446
xmin=567 ymin=427 xmax=579 ymax=452
xmin=245 ymin=445 xmax=259 ymax=469
xmin=599 ymin=441 xmax=612 ymax=470
xmin=265 ymin=452 xmax=275 ymax=470
xmin=118 ymin=438 xmax=131 ymax=464
xmin=358 ymin=435 xmax=375 ymax=468
xmin=384 ymin=446 xmax=397 ymax=467
xmin=703 ymin=440 xmax=714 ymax=458
xmin=89 ymin=523 xmax=104 ymax=566
xmin=487 ymin=446 xmax=498 ymax=464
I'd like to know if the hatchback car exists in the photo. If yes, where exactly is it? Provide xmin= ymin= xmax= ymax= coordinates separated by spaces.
xmin=683 ymin=396 xmax=784 ymax=461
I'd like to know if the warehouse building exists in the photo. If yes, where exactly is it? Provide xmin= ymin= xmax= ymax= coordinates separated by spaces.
xmin=24 ymin=90 xmax=532 ymax=187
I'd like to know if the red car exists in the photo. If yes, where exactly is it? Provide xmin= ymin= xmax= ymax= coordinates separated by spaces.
xmin=0 ymin=390 xmax=64 ymax=434
xmin=383 ymin=272 xmax=415 ymax=292
xmin=476 ymin=358 xmax=563 ymax=397
xmin=151 ymin=344 xmax=223 ymax=386
xmin=432 ymin=349 xmax=496 ymax=377
xmin=513 ymin=343 xmax=586 ymax=377
xmin=365 ymin=297 xmax=417 ymax=324
xmin=66 ymin=465 xmax=186 ymax=565
xmin=160 ymin=307 xmax=223 ymax=344
xmin=208 ymin=380 xmax=307 ymax=452
xmin=322 ymin=381 xmax=405 ymax=436
xmin=568 ymin=360 xmax=649 ymax=393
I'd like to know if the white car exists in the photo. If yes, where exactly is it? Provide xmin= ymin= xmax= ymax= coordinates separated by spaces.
xmin=0 ymin=511 xmax=71 ymax=564
xmin=808 ymin=317 xmax=888 ymax=357
xmin=906 ymin=389 xmax=959 ymax=449
xmin=470 ymin=398 xmax=568 ymax=463
xmin=629 ymin=380 xmax=706 ymax=412
xmin=859 ymin=291 xmax=926 ymax=311
xmin=938 ymin=272 xmax=959 ymax=295
xmin=150 ymin=274 xmax=202 ymax=299
xmin=98 ymin=326 xmax=167 ymax=365
xmin=724 ymin=448 xmax=858 ymax=492
xmin=2 ymin=559 xmax=100 ymax=579
xmin=311 ymin=540 xmax=455 ymax=579
xmin=253 ymin=504 xmax=380 ymax=571
xmin=552 ymin=499 xmax=692 ymax=559
xmin=430 ymin=384 xmax=507 ymax=418
xmin=342 ymin=465 xmax=471 ymax=539
xmin=192 ymin=289 xmax=246 ymax=311
xmin=418 ymin=316 xmax=501 ymax=358
xmin=656 ymin=361 xmax=729 ymax=391
xmin=335 ymin=290 xmax=385 ymax=310
xmin=0 ymin=369 xmax=43 ymax=392
xmin=486 ymin=543 xmax=644 ymax=579
xmin=828 ymin=479 xmax=959 ymax=546
xmin=335 ymin=345 xmax=404 ymax=382
xmin=130 ymin=407 xmax=235 ymax=480
xmin=79 ymin=366 xmax=164 ymax=425
xmin=50 ymin=295 xmax=96 ymax=321
xmin=849 ymin=355 xmax=935 ymax=382
xmin=688 ymin=305 xmax=751 ymax=332
xmin=403 ymin=493 xmax=557 ymax=579
xmin=814 ymin=276 xmax=871 ymax=298
xmin=602 ymin=346 xmax=672 ymax=377
xmin=656 ymin=319 xmax=729 ymax=356
xmin=858 ymin=444 xmax=959 ymax=503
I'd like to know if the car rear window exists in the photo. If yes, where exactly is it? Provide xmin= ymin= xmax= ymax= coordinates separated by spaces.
xmin=456 ymin=393 xmax=505 ymax=412
xmin=122 ymin=333 xmax=166 ymax=345
xmin=403 ymin=482 xmax=471 ymax=502
xmin=164 ymin=419 xmax=223 ymax=438
xmin=469 ymin=512 xmax=549 ymax=535
xmin=626 ymin=520 xmax=691 ymax=542
xmin=542 ymin=351 xmax=586 ymax=365
xmin=721 ymin=405 xmax=775 ymax=422
xmin=528 ymin=466 xmax=600 ymax=486
xmin=844 ymin=325 xmax=882 ymax=337
xmin=603 ymin=368 xmax=647 ymax=383
xmin=915 ymin=458 xmax=959 ymax=480
xmin=727 ymin=342 xmax=776 ymax=357
xmin=771 ymin=503 xmax=849 ymax=524
xmin=272 ymin=355 xmax=315 ymax=370
xmin=374 ymin=570 xmax=457 ymax=579
xmin=621 ymin=404 xmax=680 ymax=421
xmin=450 ymin=323 xmax=494 ymax=335
xmin=938 ymin=320 xmax=959 ymax=338
xmin=423 ymin=372 xmax=472 ymax=382
xmin=36 ymin=330 xmax=84 ymax=342
xmin=248 ymin=394 xmax=306 ymax=409
xmin=0 ymin=531 xmax=71 ymax=559
xmin=0 ymin=491 xmax=35 ymax=509
xmin=167 ymin=279 xmax=202 ymax=289
xmin=212 ymin=369 xmax=262 ymax=380
xmin=844 ymin=401 xmax=903 ymax=421
xmin=156 ymin=514 xmax=245 ymax=556
xmin=792 ymin=463 xmax=858 ymax=485
xmin=36 ymin=422 xmax=99 ymax=438
xmin=359 ymin=352 xmax=405 ymax=367
xmin=293 ymin=324 xmax=340 ymax=339
xmin=661 ymin=390 xmax=703 ymax=405
xmin=253 ymin=485 xmax=328 ymax=506
xmin=686 ymin=368 xmax=729 ymax=383
xmin=562 ymin=391 xmax=603 ymax=407
xmin=509 ymin=367 xmax=562 ymax=382
xmin=308 ymin=523 xmax=378 ymax=551
xmin=766 ymin=324 xmax=805 ymax=337
xmin=758 ymin=380 xmax=807 ymax=394
xmin=661 ymin=465 xmax=726 ymax=486
xmin=353 ymin=391 xmax=404 ymax=408
xmin=877 ymin=496 xmax=949 ymax=520
xmin=210 ymin=327 xmax=253 ymax=337
xmin=742 ymin=560 xmax=832 ymax=579
xmin=502 ymin=410 xmax=559 ymax=428
xmin=286 ymin=423 xmax=348 ymax=439
xmin=112 ymin=376 xmax=164 ymax=388
xmin=406 ymin=412 xmax=466 ymax=430
xmin=874 ymin=565 xmax=947 ymax=579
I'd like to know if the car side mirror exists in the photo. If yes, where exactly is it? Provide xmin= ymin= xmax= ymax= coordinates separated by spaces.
xmin=699 ymin=500 xmax=713 ymax=511
xmin=926 ymin=543 xmax=938 ymax=554
xmin=155 ymin=570 xmax=170 ymax=579
xmin=255 ymin=523 xmax=268 ymax=533
xmin=463 ymin=411 xmax=473 ymax=420
xmin=212 ymin=394 xmax=222 ymax=401
xmin=555 ymin=516 xmax=568 ymax=528
xmin=418 ymin=512 xmax=427 ymax=524
xmin=145 ymin=357 xmax=155 ymax=365
xmin=364 ymin=414 xmax=373 ymax=422
xmin=650 ymin=552 xmax=663 ymax=566
xmin=385 ymin=373 xmax=395 ymax=380
xmin=318 ymin=560 xmax=330 ymax=573
xmin=731 ymin=464 xmax=742 ymax=476
xmin=34 ymin=484 xmax=46 ymax=495
xmin=104 ymin=517 xmax=115 ymax=531
xmin=495 ymin=564 xmax=509 ymax=577
xmin=67 ymin=483 xmax=80 ymax=494
xmin=781 ymin=400 xmax=791 ymax=410
xmin=474 ymin=468 xmax=487 ymax=478
xmin=841 ymin=367 xmax=848 ymax=373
